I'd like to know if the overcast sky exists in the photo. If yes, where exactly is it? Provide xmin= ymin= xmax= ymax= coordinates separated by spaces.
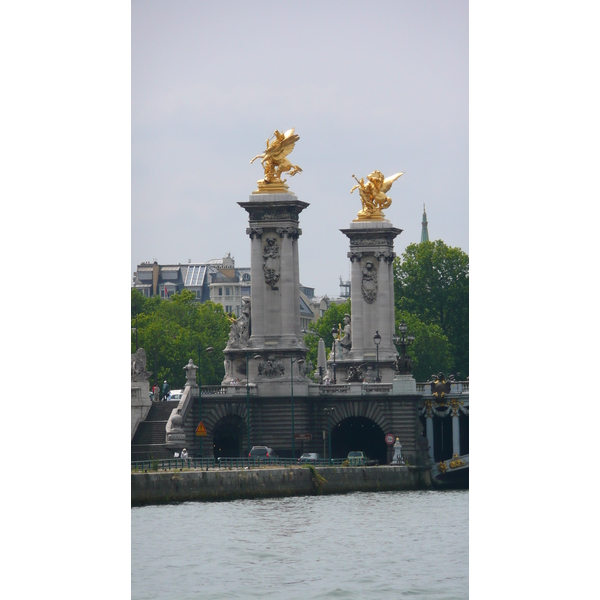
xmin=132 ymin=0 xmax=468 ymax=297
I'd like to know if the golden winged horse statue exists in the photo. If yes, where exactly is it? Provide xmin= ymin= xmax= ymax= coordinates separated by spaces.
xmin=250 ymin=128 xmax=303 ymax=188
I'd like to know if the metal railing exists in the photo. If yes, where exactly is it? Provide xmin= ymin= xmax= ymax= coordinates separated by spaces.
xmin=131 ymin=457 xmax=378 ymax=472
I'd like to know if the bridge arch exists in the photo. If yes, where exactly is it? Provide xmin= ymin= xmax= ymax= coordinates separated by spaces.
xmin=329 ymin=401 xmax=390 ymax=464
xmin=204 ymin=403 xmax=248 ymax=459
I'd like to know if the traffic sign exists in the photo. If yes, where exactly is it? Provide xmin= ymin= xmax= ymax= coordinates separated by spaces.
xmin=385 ymin=433 xmax=395 ymax=445
xmin=295 ymin=433 xmax=312 ymax=441
xmin=195 ymin=421 xmax=207 ymax=437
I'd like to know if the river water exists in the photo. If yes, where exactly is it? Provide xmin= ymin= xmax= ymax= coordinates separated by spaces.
xmin=132 ymin=490 xmax=468 ymax=599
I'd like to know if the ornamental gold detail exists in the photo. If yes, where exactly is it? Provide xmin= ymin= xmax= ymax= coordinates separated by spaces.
xmin=450 ymin=458 xmax=466 ymax=469
xmin=350 ymin=170 xmax=404 ymax=221
xmin=250 ymin=128 xmax=302 ymax=193
xmin=438 ymin=461 xmax=448 ymax=474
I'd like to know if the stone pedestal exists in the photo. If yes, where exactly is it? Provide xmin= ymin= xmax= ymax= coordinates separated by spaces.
xmin=223 ymin=191 xmax=310 ymax=395
xmin=331 ymin=221 xmax=402 ymax=383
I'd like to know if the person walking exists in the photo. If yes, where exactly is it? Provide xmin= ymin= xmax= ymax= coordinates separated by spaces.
xmin=162 ymin=380 xmax=170 ymax=401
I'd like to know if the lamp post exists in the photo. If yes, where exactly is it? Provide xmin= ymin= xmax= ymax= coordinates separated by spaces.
xmin=324 ymin=407 xmax=335 ymax=464
xmin=197 ymin=345 xmax=213 ymax=457
xmin=373 ymin=330 xmax=381 ymax=382
xmin=330 ymin=326 xmax=338 ymax=384
xmin=290 ymin=356 xmax=305 ymax=459
xmin=245 ymin=352 xmax=262 ymax=455
xmin=393 ymin=321 xmax=415 ymax=374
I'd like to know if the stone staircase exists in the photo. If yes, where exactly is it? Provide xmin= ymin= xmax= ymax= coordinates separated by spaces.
xmin=131 ymin=402 xmax=178 ymax=461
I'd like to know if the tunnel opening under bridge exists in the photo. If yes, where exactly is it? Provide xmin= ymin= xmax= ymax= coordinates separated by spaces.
xmin=212 ymin=414 xmax=244 ymax=458
xmin=331 ymin=417 xmax=387 ymax=465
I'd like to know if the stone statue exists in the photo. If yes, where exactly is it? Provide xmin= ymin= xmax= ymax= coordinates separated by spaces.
xmin=183 ymin=359 xmax=198 ymax=384
xmin=339 ymin=314 xmax=352 ymax=353
xmin=250 ymin=128 xmax=302 ymax=188
xmin=131 ymin=348 xmax=152 ymax=382
xmin=351 ymin=170 xmax=404 ymax=221
xmin=263 ymin=237 xmax=280 ymax=288
xmin=226 ymin=297 xmax=251 ymax=348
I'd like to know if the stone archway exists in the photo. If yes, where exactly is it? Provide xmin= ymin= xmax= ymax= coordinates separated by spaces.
xmin=331 ymin=416 xmax=387 ymax=464
xmin=204 ymin=403 xmax=248 ymax=459
xmin=212 ymin=414 xmax=245 ymax=458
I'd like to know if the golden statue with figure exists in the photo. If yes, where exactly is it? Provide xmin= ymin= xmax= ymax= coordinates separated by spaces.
xmin=250 ymin=128 xmax=302 ymax=192
xmin=351 ymin=170 xmax=404 ymax=221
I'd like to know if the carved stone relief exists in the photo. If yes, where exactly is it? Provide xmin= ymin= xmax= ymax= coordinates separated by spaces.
xmin=263 ymin=237 xmax=281 ymax=288
xmin=374 ymin=250 xmax=396 ymax=262
xmin=257 ymin=355 xmax=285 ymax=378
xmin=347 ymin=251 xmax=363 ymax=262
xmin=246 ymin=227 xmax=263 ymax=239
xmin=276 ymin=226 xmax=302 ymax=239
xmin=361 ymin=260 xmax=378 ymax=304
xmin=131 ymin=348 xmax=152 ymax=382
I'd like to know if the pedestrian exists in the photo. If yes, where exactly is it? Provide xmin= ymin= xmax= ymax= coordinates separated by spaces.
xmin=152 ymin=383 xmax=159 ymax=401
xmin=162 ymin=380 xmax=170 ymax=401
xmin=181 ymin=448 xmax=189 ymax=460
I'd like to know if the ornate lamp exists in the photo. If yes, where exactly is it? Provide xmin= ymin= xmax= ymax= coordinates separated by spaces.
xmin=373 ymin=330 xmax=381 ymax=382
xmin=393 ymin=321 xmax=414 ymax=375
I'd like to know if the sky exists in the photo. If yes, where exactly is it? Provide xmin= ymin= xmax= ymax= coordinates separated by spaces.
xmin=132 ymin=0 xmax=468 ymax=297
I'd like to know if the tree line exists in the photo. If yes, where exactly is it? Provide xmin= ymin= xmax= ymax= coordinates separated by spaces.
xmin=131 ymin=240 xmax=468 ymax=386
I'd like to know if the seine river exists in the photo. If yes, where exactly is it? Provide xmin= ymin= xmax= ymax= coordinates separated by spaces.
xmin=132 ymin=490 xmax=468 ymax=599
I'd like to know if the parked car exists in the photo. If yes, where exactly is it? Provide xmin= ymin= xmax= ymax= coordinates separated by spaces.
xmin=347 ymin=451 xmax=378 ymax=466
xmin=167 ymin=389 xmax=183 ymax=402
xmin=298 ymin=453 xmax=321 ymax=464
xmin=248 ymin=446 xmax=277 ymax=459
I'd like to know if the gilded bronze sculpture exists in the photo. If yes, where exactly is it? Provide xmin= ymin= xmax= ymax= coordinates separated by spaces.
xmin=250 ymin=128 xmax=302 ymax=192
xmin=350 ymin=170 xmax=404 ymax=221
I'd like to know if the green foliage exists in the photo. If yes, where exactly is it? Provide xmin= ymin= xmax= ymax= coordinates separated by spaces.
xmin=303 ymin=299 xmax=351 ymax=367
xmin=394 ymin=241 xmax=468 ymax=376
xmin=302 ymin=463 xmax=327 ymax=493
xmin=395 ymin=310 xmax=453 ymax=382
xmin=131 ymin=288 xmax=230 ymax=387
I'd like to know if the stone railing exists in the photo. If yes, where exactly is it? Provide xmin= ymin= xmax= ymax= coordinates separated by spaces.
xmin=165 ymin=384 xmax=196 ymax=449
xmin=201 ymin=384 xmax=258 ymax=396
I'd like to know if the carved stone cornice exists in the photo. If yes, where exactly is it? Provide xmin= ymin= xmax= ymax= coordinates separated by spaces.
xmin=246 ymin=227 xmax=264 ymax=239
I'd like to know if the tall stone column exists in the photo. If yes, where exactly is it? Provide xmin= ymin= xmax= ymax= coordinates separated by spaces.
xmin=247 ymin=229 xmax=265 ymax=345
xmin=337 ymin=221 xmax=402 ymax=383
xmin=223 ymin=191 xmax=309 ymax=396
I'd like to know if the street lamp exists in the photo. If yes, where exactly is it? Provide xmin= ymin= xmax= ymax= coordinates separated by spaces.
xmin=330 ymin=326 xmax=339 ymax=384
xmin=393 ymin=321 xmax=415 ymax=375
xmin=373 ymin=330 xmax=381 ymax=382
xmin=245 ymin=352 xmax=262 ymax=455
xmin=290 ymin=356 xmax=305 ymax=459
xmin=324 ymin=407 xmax=335 ymax=464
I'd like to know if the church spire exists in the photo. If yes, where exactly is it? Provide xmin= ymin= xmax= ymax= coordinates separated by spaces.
xmin=420 ymin=204 xmax=429 ymax=242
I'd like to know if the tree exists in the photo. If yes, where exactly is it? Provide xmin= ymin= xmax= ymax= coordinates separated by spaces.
xmin=394 ymin=241 xmax=469 ymax=376
xmin=131 ymin=289 xmax=230 ymax=388
xmin=303 ymin=299 xmax=351 ymax=368
xmin=395 ymin=310 xmax=454 ymax=382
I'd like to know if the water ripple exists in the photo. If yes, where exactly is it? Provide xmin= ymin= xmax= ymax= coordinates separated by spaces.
xmin=132 ymin=490 xmax=468 ymax=599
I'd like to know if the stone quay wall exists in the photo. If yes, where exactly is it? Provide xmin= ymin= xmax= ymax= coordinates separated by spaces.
xmin=131 ymin=465 xmax=432 ymax=506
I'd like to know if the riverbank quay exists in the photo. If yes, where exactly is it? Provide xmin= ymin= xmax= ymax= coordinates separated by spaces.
xmin=131 ymin=465 xmax=432 ymax=506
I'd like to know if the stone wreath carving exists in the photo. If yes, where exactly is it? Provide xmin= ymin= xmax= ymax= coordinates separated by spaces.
xmin=361 ymin=260 xmax=378 ymax=304
xmin=263 ymin=237 xmax=280 ymax=288
xmin=347 ymin=251 xmax=363 ymax=263
xmin=257 ymin=355 xmax=285 ymax=378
